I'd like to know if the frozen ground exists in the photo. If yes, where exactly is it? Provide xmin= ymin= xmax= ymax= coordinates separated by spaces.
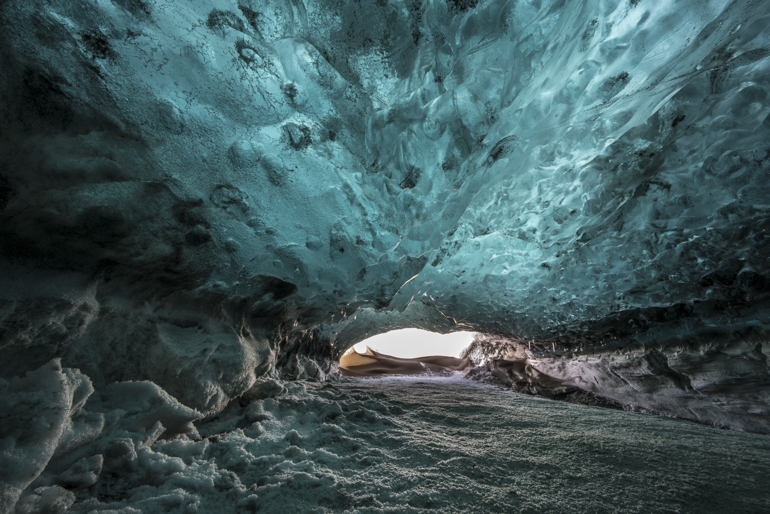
xmin=46 ymin=375 xmax=770 ymax=514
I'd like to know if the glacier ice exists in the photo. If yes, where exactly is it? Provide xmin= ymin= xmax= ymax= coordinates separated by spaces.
xmin=1 ymin=0 xmax=770 ymax=510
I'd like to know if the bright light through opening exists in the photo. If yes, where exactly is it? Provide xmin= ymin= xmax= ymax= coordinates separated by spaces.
xmin=353 ymin=329 xmax=477 ymax=359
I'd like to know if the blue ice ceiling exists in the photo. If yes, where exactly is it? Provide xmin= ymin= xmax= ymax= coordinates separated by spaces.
xmin=0 ymin=0 xmax=769 ymax=435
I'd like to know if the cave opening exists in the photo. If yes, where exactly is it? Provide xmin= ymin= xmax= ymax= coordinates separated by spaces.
xmin=352 ymin=328 xmax=476 ymax=359
xmin=339 ymin=329 xmax=477 ymax=376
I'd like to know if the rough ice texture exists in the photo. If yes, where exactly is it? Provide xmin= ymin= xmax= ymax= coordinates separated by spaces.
xmin=1 ymin=0 xmax=770 ymax=509
xmin=0 ymin=359 xmax=98 ymax=512
xmin=464 ymin=332 xmax=770 ymax=433
xmin=6 ymin=371 xmax=770 ymax=513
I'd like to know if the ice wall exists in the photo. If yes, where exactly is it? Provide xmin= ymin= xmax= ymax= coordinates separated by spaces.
xmin=464 ymin=332 xmax=770 ymax=433
xmin=1 ymin=0 xmax=770 ymax=506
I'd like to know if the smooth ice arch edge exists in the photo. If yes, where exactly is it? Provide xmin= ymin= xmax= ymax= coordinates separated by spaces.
xmin=0 ymin=1 xmax=770 ymax=506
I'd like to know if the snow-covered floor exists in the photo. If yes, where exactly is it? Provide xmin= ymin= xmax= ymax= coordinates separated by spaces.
xmin=77 ymin=375 xmax=770 ymax=513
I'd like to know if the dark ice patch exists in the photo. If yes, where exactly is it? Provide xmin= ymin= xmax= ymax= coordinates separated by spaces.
xmin=21 ymin=68 xmax=75 ymax=130
xmin=281 ymin=82 xmax=299 ymax=102
xmin=173 ymin=200 xmax=209 ymax=227
xmin=408 ymin=0 xmax=423 ymax=45
xmin=113 ymin=0 xmax=151 ymax=17
xmin=399 ymin=167 xmax=420 ymax=190
xmin=721 ymin=48 xmax=770 ymax=73
xmin=557 ymin=390 xmax=625 ymax=410
xmin=698 ymin=272 xmax=734 ymax=287
xmin=326 ymin=1 xmax=417 ymax=81
xmin=0 ymin=175 xmax=13 ymax=211
xmin=185 ymin=225 xmax=212 ymax=246
xmin=305 ymin=236 xmax=322 ymax=251
xmin=703 ymin=49 xmax=769 ymax=95
xmin=644 ymin=349 xmax=693 ymax=391
xmin=207 ymin=9 xmax=246 ymax=34
xmin=632 ymin=179 xmax=671 ymax=198
xmin=447 ymin=0 xmax=479 ymax=13
xmin=581 ymin=19 xmax=598 ymax=50
xmin=698 ymin=261 xmax=747 ymax=288
xmin=486 ymin=135 xmax=518 ymax=164
xmin=76 ymin=206 xmax=131 ymax=244
xmin=708 ymin=66 xmax=730 ymax=95
xmin=79 ymin=29 xmax=114 ymax=60
xmin=224 ymin=238 xmax=240 ymax=253
xmin=210 ymin=185 xmax=249 ymax=213
xmin=235 ymin=40 xmax=261 ymax=64
xmin=431 ymin=238 xmax=463 ymax=267
xmin=284 ymin=123 xmax=312 ymax=150
xmin=735 ymin=270 xmax=770 ymax=292
xmin=254 ymin=275 xmax=298 ymax=300
xmin=600 ymin=71 xmax=630 ymax=100
xmin=238 ymin=5 xmax=260 ymax=32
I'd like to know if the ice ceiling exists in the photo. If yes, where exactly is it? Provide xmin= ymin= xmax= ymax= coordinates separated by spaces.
xmin=1 ymin=0 xmax=770 ymax=486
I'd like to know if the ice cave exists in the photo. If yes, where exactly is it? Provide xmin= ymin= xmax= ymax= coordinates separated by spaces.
xmin=1 ymin=0 xmax=770 ymax=512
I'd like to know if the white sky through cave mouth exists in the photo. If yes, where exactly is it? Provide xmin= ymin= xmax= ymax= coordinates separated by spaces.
xmin=352 ymin=329 xmax=477 ymax=359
